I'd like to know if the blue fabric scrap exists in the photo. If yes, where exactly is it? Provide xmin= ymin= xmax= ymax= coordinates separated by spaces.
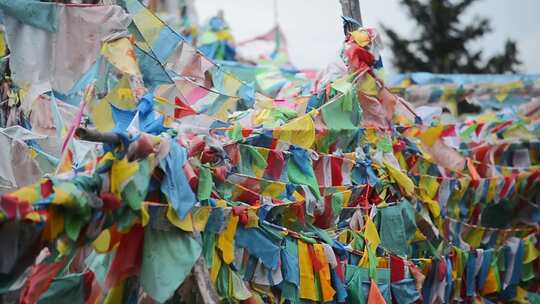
xmin=159 ymin=140 xmax=197 ymax=219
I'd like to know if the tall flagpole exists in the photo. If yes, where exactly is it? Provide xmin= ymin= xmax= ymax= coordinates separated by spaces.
xmin=340 ymin=0 xmax=362 ymax=34
xmin=273 ymin=0 xmax=278 ymax=28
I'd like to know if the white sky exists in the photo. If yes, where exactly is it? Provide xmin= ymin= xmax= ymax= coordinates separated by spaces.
xmin=195 ymin=0 xmax=540 ymax=74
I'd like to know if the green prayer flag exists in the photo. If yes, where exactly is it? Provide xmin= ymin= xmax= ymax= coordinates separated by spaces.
xmin=121 ymin=159 xmax=152 ymax=210
xmin=37 ymin=273 xmax=85 ymax=304
xmin=528 ymin=292 xmax=540 ymax=304
xmin=231 ymin=269 xmax=252 ymax=300
xmin=141 ymin=227 xmax=202 ymax=303
xmin=245 ymin=146 xmax=267 ymax=169
xmin=202 ymin=231 xmax=216 ymax=266
xmin=377 ymin=202 xmax=416 ymax=257
xmin=331 ymin=192 xmax=344 ymax=223
xmin=331 ymin=76 xmax=353 ymax=94
xmin=313 ymin=271 xmax=323 ymax=302
xmin=281 ymin=281 xmax=300 ymax=303
xmin=320 ymin=94 xmax=361 ymax=132
xmin=198 ymin=166 xmax=213 ymax=201
xmin=64 ymin=212 xmax=84 ymax=241
xmin=522 ymin=262 xmax=535 ymax=282
xmin=227 ymin=123 xmax=242 ymax=141
xmin=367 ymin=245 xmax=378 ymax=280
xmin=216 ymin=263 xmax=230 ymax=299
xmin=122 ymin=181 xmax=143 ymax=210
xmin=287 ymin=158 xmax=321 ymax=200
xmin=0 ymin=1 xmax=59 ymax=32
xmin=85 ymin=251 xmax=113 ymax=287
xmin=378 ymin=137 xmax=393 ymax=153
xmin=345 ymin=265 xmax=366 ymax=304
xmin=460 ymin=124 xmax=476 ymax=139
xmin=341 ymin=91 xmax=353 ymax=112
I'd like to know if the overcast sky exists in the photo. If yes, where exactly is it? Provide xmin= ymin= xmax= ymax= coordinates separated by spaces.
xmin=195 ymin=0 xmax=540 ymax=74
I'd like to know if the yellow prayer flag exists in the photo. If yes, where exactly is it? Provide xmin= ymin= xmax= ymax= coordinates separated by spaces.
xmin=383 ymin=160 xmax=415 ymax=195
xmin=419 ymin=126 xmax=444 ymax=147
xmin=90 ymin=99 xmax=115 ymax=132
xmin=261 ymin=182 xmax=285 ymax=197
xmin=419 ymin=175 xmax=439 ymax=199
xmin=419 ymin=196 xmax=441 ymax=218
xmin=193 ymin=207 xmax=211 ymax=231
xmin=359 ymin=73 xmax=378 ymax=96
xmin=313 ymin=244 xmax=336 ymax=302
xmin=253 ymin=109 xmax=272 ymax=126
xmin=481 ymin=268 xmax=499 ymax=295
xmin=514 ymin=287 xmax=529 ymax=304
xmin=110 ymin=157 xmax=139 ymax=198
xmin=359 ymin=247 xmax=370 ymax=268
xmin=0 ymin=31 xmax=7 ymax=57
xmin=101 ymin=38 xmax=142 ymax=77
xmin=223 ymin=73 xmax=243 ymax=96
xmin=524 ymin=238 xmax=540 ymax=264
xmin=495 ymin=82 xmax=523 ymax=102
xmin=11 ymin=186 xmax=40 ymax=206
xmin=42 ymin=209 xmax=64 ymax=242
xmin=276 ymin=114 xmax=316 ymax=149
xmin=350 ymin=30 xmax=371 ymax=47
xmin=298 ymin=241 xmax=318 ymax=301
xmin=217 ymin=215 xmax=240 ymax=264
xmin=215 ymin=97 xmax=237 ymax=121
xmin=24 ymin=212 xmax=42 ymax=222
xmin=103 ymin=77 xmax=138 ymax=110
xmin=104 ymin=279 xmax=125 ymax=303
xmin=364 ymin=215 xmax=381 ymax=251
xmin=56 ymin=239 xmax=70 ymax=257
xmin=246 ymin=209 xmax=259 ymax=228
xmin=141 ymin=204 xmax=150 ymax=227
xmin=166 ymin=206 xmax=194 ymax=232
xmin=486 ymin=178 xmax=498 ymax=203
xmin=51 ymin=186 xmax=73 ymax=206
xmin=210 ymin=248 xmax=222 ymax=283
xmin=462 ymin=227 xmax=484 ymax=249
xmin=92 ymin=229 xmax=112 ymax=253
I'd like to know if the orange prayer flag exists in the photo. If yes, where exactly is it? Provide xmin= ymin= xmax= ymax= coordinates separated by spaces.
xmin=367 ymin=279 xmax=386 ymax=304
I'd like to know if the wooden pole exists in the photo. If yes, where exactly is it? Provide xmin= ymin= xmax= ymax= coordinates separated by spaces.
xmin=148 ymin=0 xmax=158 ymax=12
xmin=75 ymin=128 xmax=121 ymax=145
xmin=192 ymin=257 xmax=220 ymax=304
xmin=340 ymin=0 xmax=362 ymax=34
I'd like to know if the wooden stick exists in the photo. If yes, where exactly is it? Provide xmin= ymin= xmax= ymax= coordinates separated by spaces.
xmin=147 ymin=0 xmax=157 ymax=12
xmin=192 ymin=257 xmax=220 ymax=304
xmin=340 ymin=0 xmax=363 ymax=34
xmin=340 ymin=0 xmax=362 ymax=24
xmin=191 ymin=229 xmax=220 ymax=304
xmin=75 ymin=127 xmax=121 ymax=146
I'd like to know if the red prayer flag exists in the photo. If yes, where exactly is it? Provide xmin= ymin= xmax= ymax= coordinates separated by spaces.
xmin=174 ymin=96 xmax=197 ymax=119
xmin=20 ymin=259 xmax=66 ymax=304
xmin=105 ymin=225 xmax=145 ymax=288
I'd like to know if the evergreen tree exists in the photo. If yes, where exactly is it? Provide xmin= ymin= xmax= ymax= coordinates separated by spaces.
xmin=382 ymin=0 xmax=521 ymax=73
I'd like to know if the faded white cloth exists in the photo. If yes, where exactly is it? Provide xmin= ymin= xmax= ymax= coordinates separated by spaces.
xmin=0 ymin=132 xmax=42 ymax=193
xmin=2 ymin=3 xmax=131 ymax=110
xmin=252 ymin=259 xmax=283 ymax=286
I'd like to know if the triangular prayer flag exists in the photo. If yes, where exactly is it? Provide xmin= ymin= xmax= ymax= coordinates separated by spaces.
xmin=384 ymin=160 xmax=414 ymax=195
xmin=174 ymin=96 xmax=197 ymax=118
xmin=364 ymin=215 xmax=381 ymax=251
xmin=367 ymin=279 xmax=386 ymax=304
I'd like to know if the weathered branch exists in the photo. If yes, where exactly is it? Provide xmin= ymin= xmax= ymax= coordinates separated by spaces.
xmin=75 ymin=127 xmax=121 ymax=146
xmin=191 ymin=229 xmax=220 ymax=304
xmin=340 ymin=0 xmax=363 ymax=34
xmin=192 ymin=256 xmax=220 ymax=304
